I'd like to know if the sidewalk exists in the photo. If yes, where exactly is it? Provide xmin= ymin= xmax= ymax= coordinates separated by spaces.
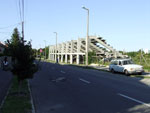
xmin=0 ymin=69 xmax=12 ymax=107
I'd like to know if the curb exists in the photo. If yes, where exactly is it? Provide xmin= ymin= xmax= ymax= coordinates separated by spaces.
xmin=27 ymin=80 xmax=36 ymax=113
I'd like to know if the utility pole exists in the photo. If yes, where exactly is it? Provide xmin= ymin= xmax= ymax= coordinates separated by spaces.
xmin=21 ymin=0 xmax=24 ymax=40
xmin=22 ymin=21 xmax=24 ymax=40
xmin=82 ymin=6 xmax=89 ymax=66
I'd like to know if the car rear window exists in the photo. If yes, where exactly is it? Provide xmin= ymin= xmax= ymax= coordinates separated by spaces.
xmin=123 ymin=60 xmax=134 ymax=65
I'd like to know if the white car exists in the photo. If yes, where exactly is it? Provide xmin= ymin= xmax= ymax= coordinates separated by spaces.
xmin=109 ymin=59 xmax=144 ymax=75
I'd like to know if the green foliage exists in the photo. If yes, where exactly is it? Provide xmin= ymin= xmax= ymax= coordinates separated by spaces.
xmin=126 ymin=51 xmax=139 ymax=58
xmin=88 ymin=51 xmax=97 ymax=64
xmin=4 ymin=28 xmax=38 ymax=81
xmin=126 ymin=51 xmax=150 ymax=71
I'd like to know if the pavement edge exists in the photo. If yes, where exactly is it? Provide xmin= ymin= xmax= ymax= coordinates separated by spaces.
xmin=27 ymin=80 xmax=36 ymax=113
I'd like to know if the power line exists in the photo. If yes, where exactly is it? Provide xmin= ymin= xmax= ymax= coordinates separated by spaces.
xmin=18 ymin=0 xmax=25 ymax=39
xmin=19 ymin=0 xmax=22 ymax=21
xmin=0 ymin=32 xmax=12 ymax=34
xmin=0 ymin=23 xmax=21 ymax=30
xmin=18 ymin=0 xmax=25 ymax=22
xmin=22 ymin=0 xmax=24 ymax=21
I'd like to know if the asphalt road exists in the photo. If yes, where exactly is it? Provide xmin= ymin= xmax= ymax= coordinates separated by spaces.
xmin=30 ymin=62 xmax=150 ymax=113
xmin=0 ymin=69 xmax=12 ymax=106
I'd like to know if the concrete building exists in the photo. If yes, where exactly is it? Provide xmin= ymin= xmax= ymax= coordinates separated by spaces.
xmin=49 ymin=35 xmax=125 ymax=64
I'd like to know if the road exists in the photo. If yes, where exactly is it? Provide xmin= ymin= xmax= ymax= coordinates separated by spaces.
xmin=30 ymin=62 xmax=150 ymax=113
xmin=0 ymin=69 xmax=12 ymax=106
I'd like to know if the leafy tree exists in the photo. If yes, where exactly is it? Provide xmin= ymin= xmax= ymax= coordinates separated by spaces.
xmin=4 ymin=28 xmax=38 ymax=93
xmin=88 ymin=51 xmax=96 ymax=64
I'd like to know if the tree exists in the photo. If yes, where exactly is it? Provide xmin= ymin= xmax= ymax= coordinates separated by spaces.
xmin=88 ymin=51 xmax=96 ymax=64
xmin=4 ymin=28 xmax=38 ymax=93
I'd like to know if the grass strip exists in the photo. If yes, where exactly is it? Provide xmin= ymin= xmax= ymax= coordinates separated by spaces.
xmin=130 ymin=75 xmax=150 ymax=79
xmin=0 ymin=76 xmax=32 ymax=113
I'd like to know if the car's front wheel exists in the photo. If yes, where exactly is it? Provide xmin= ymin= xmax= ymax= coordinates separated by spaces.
xmin=111 ymin=69 xmax=115 ymax=73
xmin=124 ymin=70 xmax=130 ymax=76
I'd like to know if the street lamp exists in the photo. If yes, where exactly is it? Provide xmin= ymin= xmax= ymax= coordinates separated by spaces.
xmin=82 ymin=6 xmax=89 ymax=66
xmin=44 ymin=40 xmax=46 ymax=59
xmin=53 ymin=32 xmax=57 ymax=63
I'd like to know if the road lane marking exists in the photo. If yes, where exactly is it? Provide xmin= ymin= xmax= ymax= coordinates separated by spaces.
xmin=79 ymin=78 xmax=90 ymax=84
xmin=118 ymin=93 xmax=150 ymax=107
xmin=60 ymin=71 xmax=66 ymax=74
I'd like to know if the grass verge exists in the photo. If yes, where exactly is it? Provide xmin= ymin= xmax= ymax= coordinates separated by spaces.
xmin=130 ymin=75 xmax=150 ymax=79
xmin=0 ymin=76 xmax=32 ymax=113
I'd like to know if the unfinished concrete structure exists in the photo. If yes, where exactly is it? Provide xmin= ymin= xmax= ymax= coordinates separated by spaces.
xmin=49 ymin=35 xmax=124 ymax=64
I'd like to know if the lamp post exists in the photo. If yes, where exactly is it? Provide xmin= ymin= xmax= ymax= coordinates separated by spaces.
xmin=82 ymin=6 xmax=89 ymax=66
xmin=54 ymin=32 xmax=57 ymax=63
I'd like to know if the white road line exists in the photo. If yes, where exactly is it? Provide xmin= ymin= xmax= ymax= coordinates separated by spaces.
xmin=118 ymin=93 xmax=150 ymax=107
xmin=60 ymin=71 xmax=66 ymax=74
xmin=79 ymin=78 xmax=91 ymax=84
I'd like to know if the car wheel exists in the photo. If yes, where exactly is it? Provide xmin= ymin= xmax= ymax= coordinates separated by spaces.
xmin=124 ymin=70 xmax=130 ymax=76
xmin=111 ymin=69 xmax=115 ymax=73
xmin=138 ymin=72 xmax=142 ymax=75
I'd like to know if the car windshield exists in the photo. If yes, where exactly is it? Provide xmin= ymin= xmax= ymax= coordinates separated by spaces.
xmin=123 ymin=60 xmax=134 ymax=65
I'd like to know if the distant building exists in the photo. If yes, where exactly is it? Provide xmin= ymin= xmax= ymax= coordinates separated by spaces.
xmin=144 ymin=49 xmax=150 ymax=54
xmin=0 ymin=42 xmax=6 ymax=54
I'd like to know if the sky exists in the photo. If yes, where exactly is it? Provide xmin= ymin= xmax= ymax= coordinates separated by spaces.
xmin=0 ymin=0 xmax=149 ymax=52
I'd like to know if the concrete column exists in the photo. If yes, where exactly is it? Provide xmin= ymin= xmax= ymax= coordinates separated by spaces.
xmin=70 ymin=54 xmax=73 ymax=64
xmin=53 ymin=54 xmax=54 ymax=61
xmin=70 ymin=40 xmax=73 ymax=64
xmin=76 ymin=38 xmax=81 ymax=64
xmin=61 ymin=55 xmax=63 ymax=62
xmin=58 ymin=54 xmax=60 ymax=62
xmin=65 ymin=54 xmax=68 ymax=63
xmin=113 ymin=51 xmax=117 ymax=58
xmin=61 ymin=43 xmax=65 ymax=63
xmin=55 ymin=45 xmax=57 ymax=62
xmin=65 ymin=42 xmax=68 ymax=63
xmin=76 ymin=54 xmax=79 ymax=64
xmin=51 ymin=49 xmax=53 ymax=61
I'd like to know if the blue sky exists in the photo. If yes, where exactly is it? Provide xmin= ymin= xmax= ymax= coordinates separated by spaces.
xmin=0 ymin=0 xmax=149 ymax=51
